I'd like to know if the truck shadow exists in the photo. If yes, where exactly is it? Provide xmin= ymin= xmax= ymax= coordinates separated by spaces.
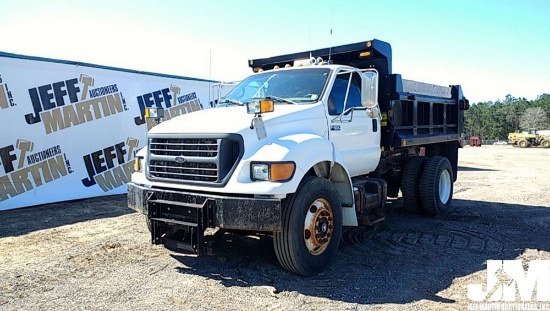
xmin=0 ymin=194 xmax=131 ymax=238
xmin=171 ymin=198 xmax=550 ymax=305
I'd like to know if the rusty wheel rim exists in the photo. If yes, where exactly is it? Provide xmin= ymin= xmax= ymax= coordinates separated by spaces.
xmin=303 ymin=198 xmax=334 ymax=255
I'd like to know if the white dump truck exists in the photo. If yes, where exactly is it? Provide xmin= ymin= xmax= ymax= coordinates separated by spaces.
xmin=127 ymin=39 xmax=469 ymax=275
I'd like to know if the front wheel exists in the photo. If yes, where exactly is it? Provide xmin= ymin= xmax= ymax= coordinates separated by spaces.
xmin=273 ymin=177 xmax=342 ymax=276
xmin=420 ymin=156 xmax=454 ymax=215
xmin=518 ymin=140 xmax=529 ymax=148
xmin=541 ymin=140 xmax=550 ymax=148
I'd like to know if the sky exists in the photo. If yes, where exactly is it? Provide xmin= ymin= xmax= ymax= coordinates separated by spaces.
xmin=1 ymin=0 xmax=549 ymax=104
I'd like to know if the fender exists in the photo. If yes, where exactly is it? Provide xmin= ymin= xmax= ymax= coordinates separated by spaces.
xmin=243 ymin=133 xmax=357 ymax=225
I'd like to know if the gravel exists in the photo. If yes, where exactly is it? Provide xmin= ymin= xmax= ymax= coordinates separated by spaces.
xmin=1 ymin=145 xmax=549 ymax=310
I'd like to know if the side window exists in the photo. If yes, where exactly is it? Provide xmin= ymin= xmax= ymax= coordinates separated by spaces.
xmin=328 ymin=72 xmax=362 ymax=115
xmin=328 ymin=73 xmax=349 ymax=115
xmin=348 ymin=72 xmax=362 ymax=108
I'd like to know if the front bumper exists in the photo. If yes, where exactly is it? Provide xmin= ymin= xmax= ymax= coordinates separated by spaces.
xmin=127 ymin=182 xmax=282 ymax=232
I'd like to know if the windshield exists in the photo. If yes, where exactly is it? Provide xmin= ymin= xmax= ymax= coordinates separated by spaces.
xmin=218 ymin=68 xmax=330 ymax=106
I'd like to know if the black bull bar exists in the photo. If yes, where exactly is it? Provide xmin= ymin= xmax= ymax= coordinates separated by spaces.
xmin=127 ymin=182 xmax=282 ymax=254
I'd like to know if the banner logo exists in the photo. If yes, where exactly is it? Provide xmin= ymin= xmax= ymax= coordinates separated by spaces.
xmin=467 ymin=260 xmax=550 ymax=310
xmin=24 ymin=74 xmax=129 ymax=134
xmin=81 ymin=137 xmax=139 ymax=192
xmin=0 ymin=74 xmax=16 ymax=109
xmin=134 ymin=84 xmax=202 ymax=130
xmin=0 ymin=140 xmax=73 ymax=202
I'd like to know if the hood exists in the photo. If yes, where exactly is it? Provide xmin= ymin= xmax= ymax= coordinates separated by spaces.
xmin=149 ymin=103 xmax=327 ymax=136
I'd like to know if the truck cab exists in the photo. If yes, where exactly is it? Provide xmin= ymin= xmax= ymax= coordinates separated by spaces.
xmin=219 ymin=63 xmax=382 ymax=177
xmin=128 ymin=39 xmax=469 ymax=275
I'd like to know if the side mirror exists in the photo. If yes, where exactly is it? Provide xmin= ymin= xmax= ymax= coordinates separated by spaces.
xmin=459 ymin=98 xmax=470 ymax=110
xmin=144 ymin=107 xmax=164 ymax=125
xmin=145 ymin=107 xmax=164 ymax=119
xmin=361 ymin=71 xmax=378 ymax=108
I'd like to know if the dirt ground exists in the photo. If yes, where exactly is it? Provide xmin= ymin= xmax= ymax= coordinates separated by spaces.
xmin=1 ymin=145 xmax=549 ymax=311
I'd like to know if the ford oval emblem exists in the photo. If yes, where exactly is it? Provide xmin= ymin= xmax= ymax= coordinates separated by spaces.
xmin=174 ymin=156 xmax=186 ymax=163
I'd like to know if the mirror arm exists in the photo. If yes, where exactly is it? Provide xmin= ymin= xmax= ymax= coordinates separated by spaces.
xmin=331 ymin=107 xmax=355 ymax=123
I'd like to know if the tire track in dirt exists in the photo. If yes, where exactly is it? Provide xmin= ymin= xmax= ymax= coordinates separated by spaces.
xmin=338 ymin=206 xmax=512 ymax=262
xmin=340 ymin=226 xmax=505 ymax=256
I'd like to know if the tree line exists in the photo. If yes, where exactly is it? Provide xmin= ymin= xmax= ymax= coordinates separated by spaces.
xmin=464 ymin=94 xmax=550 ymax=140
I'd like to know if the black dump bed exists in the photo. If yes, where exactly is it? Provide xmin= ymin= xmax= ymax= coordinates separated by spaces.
xmin=249 ymin=39 xmax=469 ymax=151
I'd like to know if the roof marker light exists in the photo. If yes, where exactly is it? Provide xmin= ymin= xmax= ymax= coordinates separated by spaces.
xmin=359 ymin=51 xmax=371 ymax=58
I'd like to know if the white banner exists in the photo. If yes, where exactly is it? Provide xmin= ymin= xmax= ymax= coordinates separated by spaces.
xmin=0 ymin=52 xmax=222 ymax=210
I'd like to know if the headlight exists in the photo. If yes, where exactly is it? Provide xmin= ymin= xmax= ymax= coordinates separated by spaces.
xmin=252 ymin=163 xmax=269 ymax=181
xmin=251 ymin=162 xmax=295 ymax=182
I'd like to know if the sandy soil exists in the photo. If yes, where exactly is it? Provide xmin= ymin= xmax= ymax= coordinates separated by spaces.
xmin=1 ymin=145 xmax=549 ymax=310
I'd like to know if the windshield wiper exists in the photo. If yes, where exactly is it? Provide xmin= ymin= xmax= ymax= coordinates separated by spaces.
xmin=267 ymin=96 xmax=299 ymax=105
xmin=218 ymin=99 xmax=244 ymax=106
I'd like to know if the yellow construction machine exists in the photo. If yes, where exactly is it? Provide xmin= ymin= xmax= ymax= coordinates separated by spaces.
xmin=508 ymin=129 xmax=550 ymax=148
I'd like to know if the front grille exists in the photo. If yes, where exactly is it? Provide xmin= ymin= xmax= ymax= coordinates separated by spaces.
xmin=150 ymin=138 xmax=219 ymax=157
xmin=147 ymin=134 xmax=243 ymax=185
xmin=150 ymin=160 xmax=218 ymax=182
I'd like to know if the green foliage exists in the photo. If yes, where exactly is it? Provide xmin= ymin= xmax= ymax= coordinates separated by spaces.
xmin=464 ymin=94 xmax=550 ymax=140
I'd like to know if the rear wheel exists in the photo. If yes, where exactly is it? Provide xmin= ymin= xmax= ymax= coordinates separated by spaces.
xmin=541 ymin=140 xmax=550 ymax=148
xmin=273 ymin=177 xmax=342 ymax=276
xmin=420 ymin=156 xmax=454 ymax=215
xmin=401 ymin=156 xmax=428 ymax=214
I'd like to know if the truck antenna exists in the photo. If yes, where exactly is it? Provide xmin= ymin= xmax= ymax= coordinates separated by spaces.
xmin=328 ymin=28 xmax=333 ymax=64
xmin=309 ymin=24 xmax=313 ymax=61
xmin=327 ymin=1 xmax=334 ymax=64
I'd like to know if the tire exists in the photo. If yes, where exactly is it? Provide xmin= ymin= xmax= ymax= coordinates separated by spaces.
xmin=518 ymin=140 xmax=529 ymax=148
xmin=273 ymin=176 xmax=342 ymax=276
xmin=541 ymin=140 xmax=550 ymax=148
xmin=401 ymin=156 xmax=428 ymax=214
xmin=420 ymin=156 xmax=454 ymax=216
